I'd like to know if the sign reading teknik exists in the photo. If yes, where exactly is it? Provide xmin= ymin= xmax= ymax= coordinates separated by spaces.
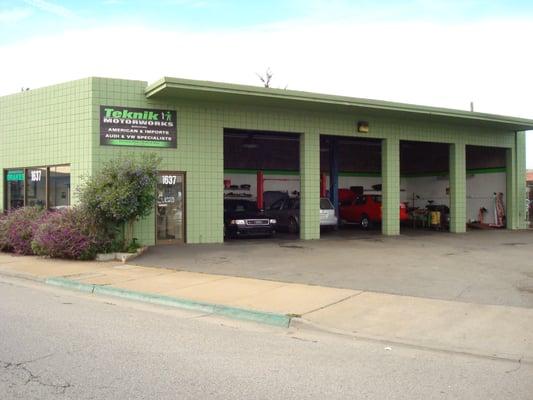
xmin=100 ymin=106 xmax=177 ymax=148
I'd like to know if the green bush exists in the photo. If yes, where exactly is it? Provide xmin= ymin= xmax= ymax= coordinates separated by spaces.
xmin=77 ymin=153 xmax=161 ymax=250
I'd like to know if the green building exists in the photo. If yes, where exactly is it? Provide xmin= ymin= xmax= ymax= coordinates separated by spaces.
xmin=1 ymin=77 xmax=531 ymax=245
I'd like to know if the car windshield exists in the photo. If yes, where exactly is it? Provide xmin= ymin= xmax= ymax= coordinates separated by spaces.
xmin=320 ymin=198 xmax=334 ymax=210
xmin=371 ymin=195 xmax=382 ymax=203
xmin=225 ymin=200 xmax=259 ymax=212
xmin=289 ymin=198 xmax=300 ymax=209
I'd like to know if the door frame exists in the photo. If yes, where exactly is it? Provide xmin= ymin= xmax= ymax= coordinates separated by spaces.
xmin=155 ymin=171 xmax=186 ymax=245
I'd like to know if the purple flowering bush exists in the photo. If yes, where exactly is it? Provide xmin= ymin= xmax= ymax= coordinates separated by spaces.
xmin=2 ymin=207 xmax=45 ymax=255
xmin=0 ymin=213 xmax=11 ymax=251
xmin=31 ymin=208 xmax=104 ymax=260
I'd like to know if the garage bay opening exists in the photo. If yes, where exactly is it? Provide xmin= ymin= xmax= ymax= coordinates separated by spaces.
xmin=320 ymin=135 xmax=382 ymax=236
xmin=223 ymin=129 xmax=301 ymax=241
xmin=465 ymin=145 xmax=507 ymax=229
xmin=400 ymin=141 xmax=450 ymax=233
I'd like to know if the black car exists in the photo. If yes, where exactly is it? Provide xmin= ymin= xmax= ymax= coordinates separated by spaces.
xmin=224 ymin=199 xmax=277 ymax=238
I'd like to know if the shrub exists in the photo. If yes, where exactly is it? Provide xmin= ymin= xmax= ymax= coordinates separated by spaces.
xmin=77 ymin=153 xmax=160 ymax=249
xmin=31 ymin=208 xmax=105 ymax=260
xmin=0 ymin=213 xmax=10 ymax=251
xmin=3 ymin=207 xmax=46 ymax=255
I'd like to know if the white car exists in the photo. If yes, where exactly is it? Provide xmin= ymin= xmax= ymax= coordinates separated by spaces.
xmin=319 ymin=197 xmax=338 ymax=228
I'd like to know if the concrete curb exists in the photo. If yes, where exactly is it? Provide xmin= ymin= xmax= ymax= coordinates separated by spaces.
xmin=45 ymin=277 xmax=291 ymax=328
xmin=0 ymin=269 xmax=46 ymax=283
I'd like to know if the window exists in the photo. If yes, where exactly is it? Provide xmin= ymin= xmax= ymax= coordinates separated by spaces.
xmin=269 ymin=199 xmax=285 ymax=211
xmin=5 ymin=170 xmax=24 ymax=209
xmin=48 ymin=165 xmax=71 ymax=208
xmin=3 ymin=165 xmax=70 ymax=210
xmin=289 ymin=198 xmax=300 ymax=210
xmin=355 ymin=196 xmax=366 ymax=205
xmin=320 ymin=198 xmax=333 ymax=210
xmin=25 ymin=167 xmax=47 ymax=207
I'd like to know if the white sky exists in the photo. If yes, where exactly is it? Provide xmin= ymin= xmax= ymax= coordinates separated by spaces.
xmin=1 ymin=15 xmax=532 ymax=167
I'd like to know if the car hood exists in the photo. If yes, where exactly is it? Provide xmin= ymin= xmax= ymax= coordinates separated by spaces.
xmin=224 ymin=211 xmax=269 ymax=221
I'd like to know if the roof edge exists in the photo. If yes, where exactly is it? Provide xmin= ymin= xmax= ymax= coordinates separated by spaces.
xmin=145 ymin=77 xmax=533 ymax=129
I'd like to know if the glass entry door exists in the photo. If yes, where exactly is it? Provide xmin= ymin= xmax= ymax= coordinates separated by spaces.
xmin=156 ymin=172 xmax=185 ymax=244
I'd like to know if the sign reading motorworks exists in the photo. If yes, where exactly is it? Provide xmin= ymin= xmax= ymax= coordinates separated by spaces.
xmin=100 ymin=106 xmax=177 ymax=148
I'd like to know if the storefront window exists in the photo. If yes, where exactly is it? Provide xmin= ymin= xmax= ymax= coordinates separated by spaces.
xmin=5 ymin=170 xmax=24 ymax=209
xmin=25 ymin=167 xmax=47 ymax=207
xmin=49 ymin=165 xmax=71 ymax=208
xmin=4 ymin=165 xmax=71 ymax=210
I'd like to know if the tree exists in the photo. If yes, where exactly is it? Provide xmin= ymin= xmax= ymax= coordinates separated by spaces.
xmin=257 ymin=67 xmax=273 ymax=88
xmin=78 ymin=153 xmax=161 ymax=250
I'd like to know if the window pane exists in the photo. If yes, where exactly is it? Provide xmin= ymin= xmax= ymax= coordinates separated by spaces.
xmin=320 ymin=198 xmax=333 ymax=210
xmin=5 ymin=170 xmax=24 ymax=209
xmin=49 ymin=165 xmax=70 ymax=208
xmin=25 ymin=167 xmax=47 ymax=207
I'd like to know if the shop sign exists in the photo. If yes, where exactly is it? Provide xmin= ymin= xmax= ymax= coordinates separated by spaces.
xmin=6 ymin=170 xmax=24 ymax=182
xmin=100 ymin=106 xmax=177 ymax=148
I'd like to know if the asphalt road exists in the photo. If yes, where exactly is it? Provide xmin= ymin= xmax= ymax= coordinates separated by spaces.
xmin=0 ymin=277 xmax=531 ymax=400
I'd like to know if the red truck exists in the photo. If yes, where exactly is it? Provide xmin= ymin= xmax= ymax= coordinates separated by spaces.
xmin=339 ymin=190 xmax=408 ymax=229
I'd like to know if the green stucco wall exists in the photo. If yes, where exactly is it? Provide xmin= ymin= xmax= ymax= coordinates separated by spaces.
xmin=0 ymin=77 xmax=528 ymax=246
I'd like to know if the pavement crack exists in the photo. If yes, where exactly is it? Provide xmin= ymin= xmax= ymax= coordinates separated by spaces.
xmin=301 ymin=291 xmax=365 ymax=316
xmin=505 ymin=357 xmax=522 ymax=374
xmin=1 ymin=353 xmax=72 ymax=394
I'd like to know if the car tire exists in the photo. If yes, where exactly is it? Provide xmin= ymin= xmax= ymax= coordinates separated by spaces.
xmin=288 ymin=217 xmax=299 ymax=234
xmin=360 ymin=215 xmax=371 ymax=230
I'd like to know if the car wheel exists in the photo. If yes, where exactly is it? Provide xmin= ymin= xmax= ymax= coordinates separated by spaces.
xmin=288 ymin=217 xmax=299 ymax=234
xmin=360 ymin=215 xmax=371 ymax=230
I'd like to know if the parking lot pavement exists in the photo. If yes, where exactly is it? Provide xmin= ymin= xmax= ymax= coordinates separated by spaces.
xmin=132 ymin=228 xmax=533 ymax=308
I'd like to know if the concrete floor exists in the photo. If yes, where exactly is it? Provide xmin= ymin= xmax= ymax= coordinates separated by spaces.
xmin=133 ymin=228 xmax=533 ymax=308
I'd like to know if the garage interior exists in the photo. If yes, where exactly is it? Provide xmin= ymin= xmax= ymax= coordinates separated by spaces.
xmin=223 ymin=129 xmax=509 ymax=240
xmin=223 ymin=128 xmax=301 ymax=239
xmin=318 ymin=137 xmax=509 ymax=234
xmin=320 ymin=135 xmax=382 ymax=231
xmin=400 ymin=141 xmax=451 ymax=232
xmin=465 ymin=145 xmax=507 ymax=228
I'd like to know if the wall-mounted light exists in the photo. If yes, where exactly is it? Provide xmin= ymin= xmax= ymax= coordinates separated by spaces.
xmin=357 ymin=121 xmax=369 ymax=133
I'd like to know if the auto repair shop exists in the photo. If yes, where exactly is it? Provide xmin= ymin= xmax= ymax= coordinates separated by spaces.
xmin=0 ymin=77 xmax=530 ymax=245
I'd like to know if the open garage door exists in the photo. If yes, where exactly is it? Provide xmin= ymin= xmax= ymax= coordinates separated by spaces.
xmin=223 ymin=129 xmax=301 ymax=241
xmin=465 ymin=145 xmax=507 ymax=229
xmin=400 ymin=141 xmax=451 ymax=233
xmin=320 ymin=135 xmax=384 ymax=237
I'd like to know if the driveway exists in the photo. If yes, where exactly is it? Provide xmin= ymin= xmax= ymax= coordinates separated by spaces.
xmin=132 ymin=228 xmax=533 ymax=308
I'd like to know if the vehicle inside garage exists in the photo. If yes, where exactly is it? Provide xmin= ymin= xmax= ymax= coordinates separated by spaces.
xmin=223 ymin=129 xmax=301 ymax=239
xmin=320 ymin=137 xmax=453 ymax=233
xmin=320 ymin=136 xmax=383 ymax=231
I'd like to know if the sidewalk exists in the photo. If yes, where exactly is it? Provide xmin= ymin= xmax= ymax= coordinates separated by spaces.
xmin=1 ymin=252 xmax=532 ymax=363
